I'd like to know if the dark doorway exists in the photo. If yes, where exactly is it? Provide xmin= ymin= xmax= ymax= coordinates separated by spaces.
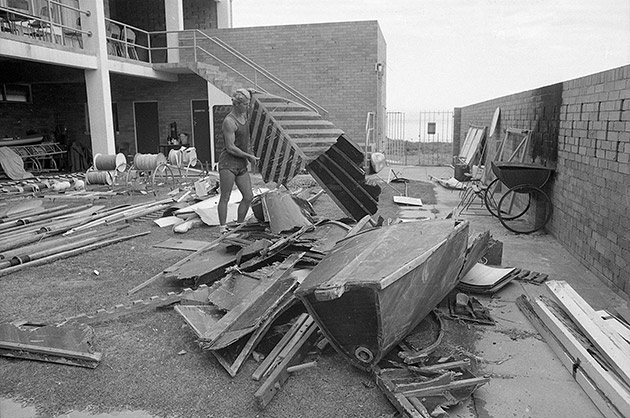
xmin=192 ymin=100 xmax=211 ymax=167
xmin=134 ymin=101 xmax=159 ymax=154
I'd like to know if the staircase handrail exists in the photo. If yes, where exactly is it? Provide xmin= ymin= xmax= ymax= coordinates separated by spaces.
xmin=199 ymin=32 xmax=327 ymax=115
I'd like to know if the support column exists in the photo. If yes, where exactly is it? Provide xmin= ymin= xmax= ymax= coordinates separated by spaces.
xmin=216 ymin=0 xmax=232 ymax=28
xmin=82 ymin=0 xmax=115 ymax=156
xmin=164 ymin=0 xmax=184 ymax=63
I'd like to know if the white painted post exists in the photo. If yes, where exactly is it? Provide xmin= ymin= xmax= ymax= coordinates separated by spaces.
xmin=164 ymin=0 xmax=183 ymax=64
xmin=82 ymin=0 xmax=115 ymax=156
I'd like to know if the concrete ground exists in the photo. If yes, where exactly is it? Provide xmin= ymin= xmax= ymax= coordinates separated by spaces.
xmin=397 ymin=165 xmax=629 ymax=418
xmin=2 ymin=165 xmax=628 ymax=418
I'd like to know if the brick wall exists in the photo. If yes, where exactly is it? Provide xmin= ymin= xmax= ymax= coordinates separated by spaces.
xmin=201 ymin=21 xmax=386 ymax=147
xmin=0 ymin=83 xmax=87 ymax=147
xmin=110 ymin=74 xmax=208 ymax=156
xmin=455 ymin=64 xmax=630 ymax=297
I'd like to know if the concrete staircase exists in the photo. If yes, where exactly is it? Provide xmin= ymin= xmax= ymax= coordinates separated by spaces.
xmin=153 ymin=61 xmax=242 ymax=97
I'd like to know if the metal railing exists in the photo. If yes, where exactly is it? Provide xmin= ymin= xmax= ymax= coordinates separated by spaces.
xmin=111 ymin=26 xmax=327 ymax=115
xmin=4 ymin=8 xmax=326 ymax=116
xmin=0 ymin=0 xmax=91 ymax=48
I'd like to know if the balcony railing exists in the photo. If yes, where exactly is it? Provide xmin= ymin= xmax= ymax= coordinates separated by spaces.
xmin=0 ymin=0 xmax=90 ymax=48
xmin=1 ymin=7 xmax=326 ymax=115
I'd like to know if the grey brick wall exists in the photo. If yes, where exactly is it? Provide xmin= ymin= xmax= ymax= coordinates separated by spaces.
xmin=455 ymin=65 xmax=630 ymax=297
xmin=202 ymin=21 xmax=386 ymax=147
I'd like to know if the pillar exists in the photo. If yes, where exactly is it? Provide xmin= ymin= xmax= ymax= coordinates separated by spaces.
xmin=164 ymin=0 xmax=184 ymax=63
xmin=82 ymin=0 xmax=115 ymax=156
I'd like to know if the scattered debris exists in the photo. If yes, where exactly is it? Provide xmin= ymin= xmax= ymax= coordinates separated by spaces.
xmin=374 ymin=357 xmax=490 ymax=418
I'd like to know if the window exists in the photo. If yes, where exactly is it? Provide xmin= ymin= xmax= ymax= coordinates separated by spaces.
xmin=2 ymin=84 xmax=32 ymax=103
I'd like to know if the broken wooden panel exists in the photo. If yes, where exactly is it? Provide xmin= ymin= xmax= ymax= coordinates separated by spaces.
xmin=202 ymin=253 xmax=305 ymax=350
xmin=207 ymin=272 xmax=267 ymax=312
xmin=295 ymin=220 xmax=350 ymax=254
xmin=249 ymin=94 xmax=342 ymax=185
xmin=0 ymin=322 xmax=101 ymax=368
xmin=307 ymin=134 xmax=381 ymax=221
xmin=374 ymin=361 xmax=489 ymax=417
xmin=211 ymin=297 xmax=299 ymax=377
xmin=261 ymin=189 xmax=314 ymax=234
xmin=165 ymin=242 xmax=236 ymax=286
xmin=174 ymin=305 xmax=224 ymax=339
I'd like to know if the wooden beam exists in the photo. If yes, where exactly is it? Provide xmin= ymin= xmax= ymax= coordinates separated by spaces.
xmin=516 ymin=295 xmax=630 ymax=418
xmin=545 ymin=281 xmax=630 ymax=387
xmin=254 ymin=321 xmax=319 ymax=409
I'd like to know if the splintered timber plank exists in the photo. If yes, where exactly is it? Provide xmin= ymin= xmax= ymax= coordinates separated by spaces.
xmin=546 ymin=281 xmax=630 ymax=387
xmin=517 ymin=295 xmax=629 ymax=418
xmin=202 ymin=253 xmax=304 ymax=349
xmin=254 ymin=320 xmax=319 ymax=409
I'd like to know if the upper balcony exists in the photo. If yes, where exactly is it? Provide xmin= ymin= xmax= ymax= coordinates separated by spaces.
xmin=0 ymin=0 xmax=326 ymax=113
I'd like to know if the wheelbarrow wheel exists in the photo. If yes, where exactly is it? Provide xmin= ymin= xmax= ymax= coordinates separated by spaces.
xmin=484 ymin=178 xmax=530 ymax=220
xmin=497 ymin=185 xmax=552 ymax=234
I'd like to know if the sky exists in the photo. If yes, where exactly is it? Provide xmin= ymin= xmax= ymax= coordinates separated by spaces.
xmin=231 ymin=0 xmax=630 ymax=139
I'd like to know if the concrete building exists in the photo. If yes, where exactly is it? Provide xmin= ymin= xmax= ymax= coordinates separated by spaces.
xmin=0 ymin=0 xmax=386 ymax=169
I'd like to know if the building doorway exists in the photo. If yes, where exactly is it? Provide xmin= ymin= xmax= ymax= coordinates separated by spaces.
xmin=133 ymin=101 xmax=159 ymax=154
xmin=192 ymin=100 xmax=211 ymax=168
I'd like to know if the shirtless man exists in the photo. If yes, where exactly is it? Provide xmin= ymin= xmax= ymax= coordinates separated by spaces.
xmin=217 ymin=88 xmax=259 ymax=233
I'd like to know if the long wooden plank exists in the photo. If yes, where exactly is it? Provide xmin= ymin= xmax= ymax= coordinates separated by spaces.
xmin=546 ymin=281 xmax=630 ymax=387
xmin=253 ymin=315 xmax=314 ymax=382
xmin=252 ymin=312 xmax=310 ymax=381
xmin=516 ymin=295 xmax=630 ymax=418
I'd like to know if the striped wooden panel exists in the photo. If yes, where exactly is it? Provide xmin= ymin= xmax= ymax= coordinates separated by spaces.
xmin=249 ymin=94 xmax=343 ymax=185
xmin=249 ymin=93 xmax=380 ymax=220
xmin=307 ymin=134 xmax=381 ymax=220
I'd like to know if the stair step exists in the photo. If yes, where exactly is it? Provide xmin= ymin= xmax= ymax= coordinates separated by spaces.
xmin=272 ymin=112 xmax=323 ymax=120
xmin=281 ymin=128 xmax=343 ymax=137
xmin=277 ymin=120 xmax=336 ymax=128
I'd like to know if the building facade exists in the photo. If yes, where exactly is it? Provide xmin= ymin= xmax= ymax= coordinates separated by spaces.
xmin=0 ymin=0 xmax=386 ymax=168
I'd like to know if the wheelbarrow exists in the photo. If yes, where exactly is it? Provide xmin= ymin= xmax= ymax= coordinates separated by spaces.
xmin=483 ymin=161 xmax=554 ymax=234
